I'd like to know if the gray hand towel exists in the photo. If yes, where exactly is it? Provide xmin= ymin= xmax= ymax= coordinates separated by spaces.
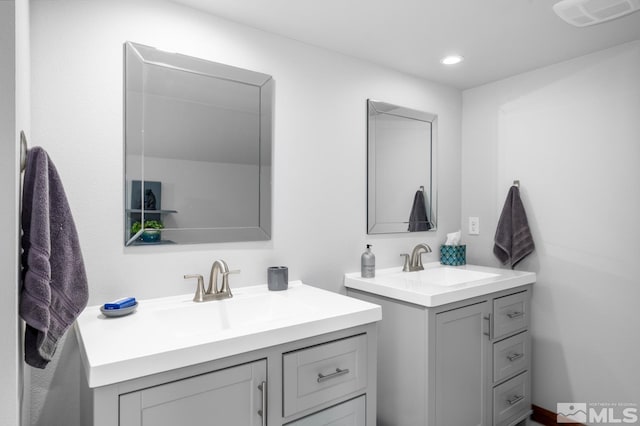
xmin=20 ymin=147 xmax=88 ymax=369
xmin=408 ymin=189 xmax=432 ymax=232
xmin=493 ymin=186 xmax=535 ymax=268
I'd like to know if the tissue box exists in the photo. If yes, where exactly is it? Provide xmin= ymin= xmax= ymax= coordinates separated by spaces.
xmin=440 ymin=245 xmax=466 ymax=266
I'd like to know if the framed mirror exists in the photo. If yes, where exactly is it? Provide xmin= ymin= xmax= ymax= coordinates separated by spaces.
xmin=124 ymin=42 xmax=273 ymax=246
xmin=367 ymin=99 xmax=437 ymax=234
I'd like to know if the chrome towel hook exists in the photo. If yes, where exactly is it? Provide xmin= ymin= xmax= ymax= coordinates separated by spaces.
xmin=20 ymin=130 xmax=28 ymax=172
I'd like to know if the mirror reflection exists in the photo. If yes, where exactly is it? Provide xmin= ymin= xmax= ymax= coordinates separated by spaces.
xmin=367 ymin=99 xmax=437 ymax=234
xmin=124 ymin=42 xmax=273 ymax=246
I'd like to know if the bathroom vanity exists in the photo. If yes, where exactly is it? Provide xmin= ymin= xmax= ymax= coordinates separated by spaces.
xmin=345 ymin=263 xmax=535 ymax=426
xmin=75 ymin=282 xmax=381 ymax=426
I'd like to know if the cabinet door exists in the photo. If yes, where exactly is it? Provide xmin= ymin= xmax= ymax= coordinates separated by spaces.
xmin=119 ymin=359 xmax=267 ymax=426
xmin=287 ymin=395 xmax=366 ymax=426
xmin=435 ymin=301 xmax=490 ymax=426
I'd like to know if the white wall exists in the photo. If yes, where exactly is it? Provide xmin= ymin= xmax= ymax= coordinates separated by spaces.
xmin=462 ymin=41 xmax=640 ymax=412
xmin=1 ymin=1 xmax=31 ymax=425
xmin=28 ymin=0 xmax=462 ymax=424
xmin=0 ymin=2 xmax=20 ymax=425
xmin=16 ymin=2 xmax=31 ymax=424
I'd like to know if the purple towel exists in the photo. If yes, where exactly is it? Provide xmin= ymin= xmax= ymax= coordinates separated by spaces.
xmin=493 ymin=186 xmax=535 ymax=268
xmin=20 ymin=147 xmax=88 ymax=369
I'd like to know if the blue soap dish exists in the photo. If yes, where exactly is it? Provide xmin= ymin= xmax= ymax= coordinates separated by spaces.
xmin=100 ymin=302 xmax=138 ymax=318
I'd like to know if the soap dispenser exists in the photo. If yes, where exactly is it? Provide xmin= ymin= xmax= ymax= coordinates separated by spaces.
xmin=361 ymin=244 xmax=376 ymax=278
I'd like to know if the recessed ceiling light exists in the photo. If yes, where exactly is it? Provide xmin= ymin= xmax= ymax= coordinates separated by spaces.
xmin=441 ymin=55 xmax=464 ymax=65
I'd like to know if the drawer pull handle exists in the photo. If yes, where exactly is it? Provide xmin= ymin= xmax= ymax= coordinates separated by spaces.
xmin=317 ymin=368 xmax=350 ymax=383
xmin=257 ymin=381 xmax=267 ymax=426
xmin=507 ymin=311 xmax=524 ymax=319
xmin=507 ymin=353 xmax=524 ymax=362
xmin=483 ymin=314 xmax=494 ymax=340
xmin=506 ymin=394 xmax=524 ymax=405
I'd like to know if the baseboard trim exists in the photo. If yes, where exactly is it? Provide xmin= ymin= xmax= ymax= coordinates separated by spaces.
xmin=531 ymin=404 xmax=585 ymax=425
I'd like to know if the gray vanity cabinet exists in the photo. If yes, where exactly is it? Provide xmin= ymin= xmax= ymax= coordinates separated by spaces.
xmin=80 ymin=323 xmax=377 ymax=426
xmin=119 ymin=359 xmax=266 ymax=426
xmin=347 ymin=285 xmax=532 ymax=426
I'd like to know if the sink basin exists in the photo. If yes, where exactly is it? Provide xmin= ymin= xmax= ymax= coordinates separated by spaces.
xmin=390 ymin=267 xmax=499 ymax=287
xmin=154 ymin=291 xmax=318 ymax=337
xmin=344 ymin=263 xmax=536 ymax=307
xmin=75 ymin=281 xmax=381 ymax=388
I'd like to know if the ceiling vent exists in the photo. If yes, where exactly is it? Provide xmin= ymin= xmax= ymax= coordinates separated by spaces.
xmin=553 ymin=0 xmax=640 ymax=26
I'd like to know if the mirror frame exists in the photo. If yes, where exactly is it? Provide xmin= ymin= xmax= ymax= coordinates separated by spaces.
xmin=123 ymin=42 xmax=273 ymax=246
xmin=367 ymin=99 xmax=437 ymax=234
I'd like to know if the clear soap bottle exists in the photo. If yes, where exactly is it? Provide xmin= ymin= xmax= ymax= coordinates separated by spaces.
xmin=361 ymin=244 xmax=376 ymax=278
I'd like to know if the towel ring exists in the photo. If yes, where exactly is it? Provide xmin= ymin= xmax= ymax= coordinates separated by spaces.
xmin=20 ymin=131 xmax=28 ymax=172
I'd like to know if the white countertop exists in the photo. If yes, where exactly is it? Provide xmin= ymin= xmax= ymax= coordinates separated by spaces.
xmin=75 ymin=281 xmax=381 ymax=388
xmin=344 ymin=262 xmax=535 ymax=307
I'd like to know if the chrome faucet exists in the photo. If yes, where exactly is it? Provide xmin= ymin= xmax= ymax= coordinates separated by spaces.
xmin=400 ymin=243 xmax=432 ymax=272
xmin=184 ymin=259 xmax=240 ymax=302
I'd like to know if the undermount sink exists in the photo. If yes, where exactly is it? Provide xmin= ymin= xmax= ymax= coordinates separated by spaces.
xmin=344 ymin=263 xmax=536 ymax=307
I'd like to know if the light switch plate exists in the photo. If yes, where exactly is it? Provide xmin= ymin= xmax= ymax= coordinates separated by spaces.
xmin=469 ymin=217 xmax=480 ymax=235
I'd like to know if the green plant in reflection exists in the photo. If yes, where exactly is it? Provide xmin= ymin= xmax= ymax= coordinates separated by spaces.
xmin=131 ymin=220 xmax=164 ymax=241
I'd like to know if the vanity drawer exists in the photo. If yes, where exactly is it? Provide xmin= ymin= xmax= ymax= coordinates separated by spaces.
xmin=493 ymin=291 xmax=528 ymax=339
xmin=493 ymin=331 xmax=529 ymax=383
xmin=493 ymin=371 xmax=530 ymax=426
xmin=283 ymin=334 xmax=367 ymax=417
